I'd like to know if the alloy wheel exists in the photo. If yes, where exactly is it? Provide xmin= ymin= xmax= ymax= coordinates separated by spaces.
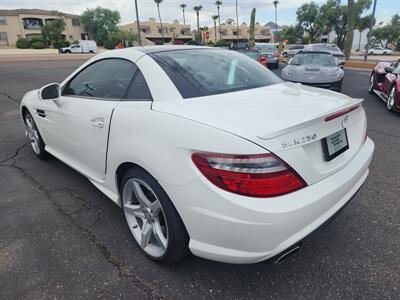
xmin=122 ymin=178 xmax=168 ymax=258
xmin=25 ymin=114 xmax=40 ymax=155
xmin=387 ymin=87 xmax=396 ymax=111
xmin=368 ymin=74 xmax=374 ymax=93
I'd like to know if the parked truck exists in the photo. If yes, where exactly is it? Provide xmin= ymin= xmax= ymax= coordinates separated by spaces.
xmin=59 ymin=40 xmax=97 ymax=54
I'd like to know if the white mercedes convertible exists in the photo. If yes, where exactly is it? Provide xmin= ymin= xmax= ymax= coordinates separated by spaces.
xmin=20 ymin=46 xmax=374 ymax=264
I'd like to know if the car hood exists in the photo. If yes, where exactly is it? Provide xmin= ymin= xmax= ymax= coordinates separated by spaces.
xmin=282 ymin=65 xmax=343 ymax=83
xmin=152 ymin=82 xmax=360 ymax=142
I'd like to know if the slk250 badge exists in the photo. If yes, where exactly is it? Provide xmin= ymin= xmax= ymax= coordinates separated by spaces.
xmin=282 ymin=133 xmax=317 ymax=149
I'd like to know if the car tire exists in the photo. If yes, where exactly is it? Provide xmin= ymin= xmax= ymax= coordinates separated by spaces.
xmin=368 ymin=73 xmax=375 ymax=95
xmin=386 ymin=86 xmax=397 ymax=112
xmin=121 ymin=167 xmax=190 ymax=264
xmin=275 ymin=62 xmax=279 ymax=69
xmin=65 ymin=50 xmax=71 ymax=54
xmin=24 ymin=111 xmax=50 ymax=160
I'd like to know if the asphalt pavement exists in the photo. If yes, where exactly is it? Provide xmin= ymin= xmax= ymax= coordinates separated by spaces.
xmin=0 ymin=59 xmax=399 ymax=299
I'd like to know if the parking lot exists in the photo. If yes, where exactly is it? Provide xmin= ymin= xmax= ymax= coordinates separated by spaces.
xmin=0 ymin=59 xmax=399 ymax=299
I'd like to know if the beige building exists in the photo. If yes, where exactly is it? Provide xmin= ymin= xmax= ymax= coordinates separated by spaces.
xmin=120 ymin=18 xmax=193 ymax=45
xmin=0 ymin=9 xmax=88 ymax=47
xmin=208 ymin=22 xmax=272 ymax=44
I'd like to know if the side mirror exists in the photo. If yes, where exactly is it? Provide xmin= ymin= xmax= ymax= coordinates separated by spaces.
xmin=40 ymin=83 xmax=61 ymax=100
xmin=384 ymin=66 xmax=394 ymax=73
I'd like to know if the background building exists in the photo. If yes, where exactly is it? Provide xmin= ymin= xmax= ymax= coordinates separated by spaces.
xmin=208 ymin=22 xmax=272 ymax=44
xmin=0 ymin=9 xmax=88 ymax=47
xmin=120 ymin=18 xmax=193 ymax=45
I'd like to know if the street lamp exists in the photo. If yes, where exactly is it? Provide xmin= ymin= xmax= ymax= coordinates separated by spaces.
xmin=273 ymin=0 xmax=279 ymax=42
xmin=134 ymin=0 xmax=142 ymax=46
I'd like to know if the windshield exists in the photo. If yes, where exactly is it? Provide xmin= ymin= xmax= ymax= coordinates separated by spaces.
xmin=290 ymin=53 xmax=337 ymax=66
xmin=254 ymin=44 xmax=277 ymax=51
xmin=240 ymin=51 xmax=259 ymax=60
xmin=151 ymin=49 xmax=282 ymax=99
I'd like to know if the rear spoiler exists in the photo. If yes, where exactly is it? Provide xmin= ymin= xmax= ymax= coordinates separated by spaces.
xmin=257 ymin=97 xmax=364 ymax=140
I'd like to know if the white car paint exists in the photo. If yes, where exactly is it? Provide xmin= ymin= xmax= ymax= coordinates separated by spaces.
xmin=60 ymin=40 xmax=97 ymax=54
xmin=368 ymin=47 xmax=393 ymax=55
xmin=20 ymin=46 xmax=374 ymax=264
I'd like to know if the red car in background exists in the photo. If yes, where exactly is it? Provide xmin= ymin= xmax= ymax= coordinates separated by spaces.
xmin=368 ymin=60 xmax=400 ymax=112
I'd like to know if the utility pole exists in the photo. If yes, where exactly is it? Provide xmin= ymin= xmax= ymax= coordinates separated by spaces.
xmin=236 ymin=0 xmax=239 ymax=45
xmin=364 ymin=0 xmax=377 ymax=62
xmin=134 ymin=0 xmax=142 ymax=46
xmin=273 ymin=1 xmax=279 ymax=43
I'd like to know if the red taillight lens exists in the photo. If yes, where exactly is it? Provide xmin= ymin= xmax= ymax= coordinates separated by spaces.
xmin=192 ymin=153 xmax=306 ymax=198
xmin=273 ymin=52 xmax=280 ymax=57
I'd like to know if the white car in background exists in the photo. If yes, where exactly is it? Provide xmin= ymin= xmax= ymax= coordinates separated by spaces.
xmin=59 ymin=40 xmax=97 ymax=54
xmin=368 ymin=47 xmax=393 ymax=55
xmin=20 ymin=46 xmax=374 ymax=265
xmin=282 ymin=45 xmax=304 ymax=57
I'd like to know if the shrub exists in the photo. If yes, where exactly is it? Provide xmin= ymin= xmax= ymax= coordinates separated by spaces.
xmin=103 ymin=38 xmax=115 ymax=49
xmin=73 ymin=40 xmax=80 ymax=44
xmin=214 ymin=39 xmax=228 ymax=47
xmin=187 ymin=40 xmax=199 ymax=45
xmin=31 ymin=41 xmax=46 ymax=49
xmin=16 ymin=38 xmax=30 ymax=49
xmin=30 ymin=35 xmax=46 ymax=45
xmin=52 ymin=40 xmax=63 ymax=49
xmin=61 ymin=40 xmax=70 ymax=47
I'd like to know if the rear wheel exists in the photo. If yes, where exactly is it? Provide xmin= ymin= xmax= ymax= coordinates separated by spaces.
xmin=121 ymin=168 xmax=189 ymax=264
xmin=387 ymin=86 xmax=397 ymax=112
xmin=24 ymin=112 xmax=50 ymax=160
xmin=368 ymin=73 xmax=375 ymax=95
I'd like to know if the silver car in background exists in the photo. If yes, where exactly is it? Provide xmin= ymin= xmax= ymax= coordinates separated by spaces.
xmin=303 ymin=44 xmax=345 ymax=67
xmin=281 ymin=51 xmax=344 ymax=92
xmin=254 ymin=43 xmax=280 ymax=69
xmin=282 ymin=45 xmax=304 ymax=57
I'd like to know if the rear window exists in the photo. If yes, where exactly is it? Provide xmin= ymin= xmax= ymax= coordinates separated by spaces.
xmin=310 ymin=44 xmax=341 ymax=52
xmin=240 ymin=51 xmax=259 ymax=60
xmin=150 ymin=49 xmax=282 ymax=99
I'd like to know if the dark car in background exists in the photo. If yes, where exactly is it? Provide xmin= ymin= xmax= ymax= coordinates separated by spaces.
xmin=238 ymin=50 xmax=268 ymax=67
xmin=281 ymin=51 xmax=344 ymax=92
xmin=303 ymin=44 xmax=345 ymax=67
xmin=368 ymin=60 xmax=400 ymax=112
xmin=254 ymin=44 xmax=280 ymax=69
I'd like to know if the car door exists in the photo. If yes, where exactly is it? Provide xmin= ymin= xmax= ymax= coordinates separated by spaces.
xmin=71 ymin=45 xmax=81 ymax=53
xmin=42 ymin=58 xmax=138 ymax=180
xmin=382 ymin=62 xmax=399 ymax=97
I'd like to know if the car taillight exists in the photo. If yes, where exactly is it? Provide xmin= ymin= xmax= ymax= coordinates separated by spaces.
xmin=273 ymin=52 xmax=280 ymax=57
xmin=191 ymin=152 xmax=306 ymax=198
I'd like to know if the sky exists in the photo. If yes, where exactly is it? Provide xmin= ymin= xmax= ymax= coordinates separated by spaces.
xmin=0 ymin=0 xmax=398 ymax=28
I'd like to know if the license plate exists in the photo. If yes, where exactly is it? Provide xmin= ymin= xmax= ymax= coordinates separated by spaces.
xmin=322 ymin=129 xmax=349 ymax=161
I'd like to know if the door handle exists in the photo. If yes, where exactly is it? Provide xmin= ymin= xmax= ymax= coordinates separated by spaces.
xmin=90 ymin=117 xmax=105 ymax=129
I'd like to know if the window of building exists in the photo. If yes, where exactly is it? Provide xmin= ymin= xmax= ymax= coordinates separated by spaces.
xmin=220 ymin=31 xmax=226 ymax=36
xmin=260 ymin=31 xmax=268 ymax=36
xmin=0 ymin=16 xmax=6 ymax=25
xmin=72 ymin=19 xmax=80 ymax=26
xmin=22 ymin=18 xmax=43 ymax=29
xmin=233 ymin=31 xmax=238 ymax=36
xmin=0 ymin=32 xmax=7 ymax=41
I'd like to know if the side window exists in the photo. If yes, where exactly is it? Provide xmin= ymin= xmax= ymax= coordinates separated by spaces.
xmin=63 ymin=59 xmax=137 ymax=100
xmin=125 ymin=70 xmax=153 ymax=101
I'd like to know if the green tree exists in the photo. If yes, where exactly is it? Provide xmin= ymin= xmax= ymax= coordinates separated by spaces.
xmin=212 ymin=15 xmax=219 ymax=43
xmin=180 ymin=4 xmax=186 ymax=25
xmin=80 ymin=7 xmax=120 ymax=46
xmin=215 ymin=1 xmax=223 ymax=39
xmin=41 ymin=17 xmax=66 ymax=48
xmin=193 ymin=5 xmax=203 ymax=42
xmin=296 ymin=2 xmax=324 ymax=43
xmin=154 ymin=0 xmax=164 ymax=45
xmin=372 ymin=14 xmax=400 ymax=49
xmin=249 ymin=8 xmax=256 ymax=49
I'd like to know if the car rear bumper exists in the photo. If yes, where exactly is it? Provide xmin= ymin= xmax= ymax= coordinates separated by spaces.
xmin=162 ymin=138 xmax=374 ymax=264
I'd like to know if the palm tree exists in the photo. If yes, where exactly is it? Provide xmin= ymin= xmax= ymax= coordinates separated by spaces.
xmin=212 ymin=15 xmax=219 ymax=43
xmin=154 ymin=0 xmax=164 ymax=45
xmin=215 ymin=1 xmax=223 ymax=39
xmin=193 ymin=6 xmax=203 ymax=43
xmin=180 ymin=4 xmax=186 ymax=25
xmin=226 ymin=18 xmax=235 ymax=25
xmin=273 ymin=0 xmax=279 ymax=42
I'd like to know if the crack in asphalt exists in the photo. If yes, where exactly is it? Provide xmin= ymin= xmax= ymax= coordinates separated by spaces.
xmin=0 ymin=155 xmax=164 ymax=300
xmin=0 ymin=90 xmax=19 ymax=103
xmin=0 ymin=142 xmax=28 ymax=164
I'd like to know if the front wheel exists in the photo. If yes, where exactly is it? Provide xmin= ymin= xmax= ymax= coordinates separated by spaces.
xmin=121 ymin=168 xmax=189 ymax=264
xmin=24 ymin=112 xmax=50 ymax=160
xmin=387 ymin=86 xmax=397 ymax=112
xmin=368 ymin=73 xmax=375 ymax=95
